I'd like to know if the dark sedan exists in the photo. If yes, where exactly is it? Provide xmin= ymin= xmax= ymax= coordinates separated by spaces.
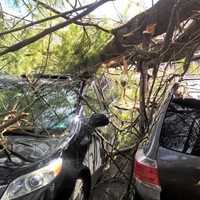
xmin=0 ymin=74 xmax=109 ymax=200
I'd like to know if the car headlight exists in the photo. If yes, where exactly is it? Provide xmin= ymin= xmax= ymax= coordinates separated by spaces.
xmin=1 ymin=158 xmax=62 ymax=200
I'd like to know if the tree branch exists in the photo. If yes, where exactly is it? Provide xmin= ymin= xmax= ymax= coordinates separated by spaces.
xmin=0 ymin=0 xmax=111 ymax=56
xmin=33 ymin=0 xmax=111 ymax=33
xmin=0 ymin=3 xmax=92 ymax=37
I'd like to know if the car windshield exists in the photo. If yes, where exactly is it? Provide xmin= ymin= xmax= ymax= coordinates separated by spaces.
xmin=0 ymin=75 xmax=79 ymax=135
xmin=160 ymin=98 xmax=200 ymax=156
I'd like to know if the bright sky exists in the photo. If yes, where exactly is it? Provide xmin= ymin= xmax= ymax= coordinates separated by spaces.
xmin=1 ymin=0 xmax=158 ymax=23
xmin=92 ymin=0 xmax=145 ymax=22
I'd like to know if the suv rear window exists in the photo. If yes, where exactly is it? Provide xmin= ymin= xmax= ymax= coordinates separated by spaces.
xmin=160 ymin=98 xmax=200 ymax=156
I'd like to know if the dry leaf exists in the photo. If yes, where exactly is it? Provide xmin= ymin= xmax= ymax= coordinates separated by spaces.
xmin=143 ymin=23 xmax=157 ymax=35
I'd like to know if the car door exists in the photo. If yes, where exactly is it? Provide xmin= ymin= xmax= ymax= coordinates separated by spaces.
xmin=157 ymin=98 xmax=200 ymax=200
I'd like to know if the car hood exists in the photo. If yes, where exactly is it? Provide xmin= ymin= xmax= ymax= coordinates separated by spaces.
xmin=0 ymin=135 xmax=63 ymax=185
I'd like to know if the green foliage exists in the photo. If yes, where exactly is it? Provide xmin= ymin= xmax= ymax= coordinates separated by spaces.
xmin=54 ymin=25 xmax=111 ymax=74
xmin=1 ymin=23 xmax=111 ymax=75
xmin=0 ymin=0 xmax=112 ymax=75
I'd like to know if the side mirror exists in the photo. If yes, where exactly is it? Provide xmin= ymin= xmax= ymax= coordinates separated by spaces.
xmin=89 ymin=113 xmax=109 ymax=128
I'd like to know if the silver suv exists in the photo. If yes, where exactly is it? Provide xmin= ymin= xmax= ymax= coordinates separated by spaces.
xmin=134 ymin=76 xmax=200 ymax=200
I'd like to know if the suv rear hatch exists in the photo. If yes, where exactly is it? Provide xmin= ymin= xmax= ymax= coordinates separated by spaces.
xmin=158 ymin=98 xmax=200 ymax=200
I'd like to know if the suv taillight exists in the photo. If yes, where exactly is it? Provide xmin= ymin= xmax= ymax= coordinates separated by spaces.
xmin=134 ymin=149 xmax=160 ymax=188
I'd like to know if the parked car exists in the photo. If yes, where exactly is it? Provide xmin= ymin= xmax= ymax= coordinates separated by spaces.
xmin=134 ymin=76 xmax=200 ymax=200
xmin=0 ymin=74 xmax=109 ymax=200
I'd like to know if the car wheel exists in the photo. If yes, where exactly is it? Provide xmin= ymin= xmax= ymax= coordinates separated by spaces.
xmin=69 ymin=170 xmax=91 ymax=200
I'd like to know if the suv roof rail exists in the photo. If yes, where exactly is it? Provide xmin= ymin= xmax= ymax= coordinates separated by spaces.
xmin=182 ymin=75 xmax=200 ymax=80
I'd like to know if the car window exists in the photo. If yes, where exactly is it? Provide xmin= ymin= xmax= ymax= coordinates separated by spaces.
xmin=95 ymin=75 xmax=115 ymax=108
xmin=82 ymin=81 xmax=102 ymax=116
xmin=160 ymin=98 xmax=200 ymax=156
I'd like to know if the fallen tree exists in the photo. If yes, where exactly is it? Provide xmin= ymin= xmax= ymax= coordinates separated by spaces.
xmin=1 ymin=1 xmax=200 ymax=199
xmin=100 ymin=0 xmax=200 ymax=64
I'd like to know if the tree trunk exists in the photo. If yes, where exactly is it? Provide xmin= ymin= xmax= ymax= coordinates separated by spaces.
xmin=100 ymin=0 xmax=200 ymax=63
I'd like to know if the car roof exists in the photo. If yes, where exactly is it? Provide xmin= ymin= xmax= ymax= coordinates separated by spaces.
xmin=0 ymin=74 xmax=80 ymax=89
xmin=182 ymin=75 xmax=200 ymax=81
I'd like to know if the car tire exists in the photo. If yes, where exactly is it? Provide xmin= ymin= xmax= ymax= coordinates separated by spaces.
xmin=69 ymin=168 xmax=91 ymax=200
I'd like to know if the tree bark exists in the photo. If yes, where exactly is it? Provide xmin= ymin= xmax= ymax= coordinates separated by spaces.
xmin=100 ymin=0 xmax=200 ymax=62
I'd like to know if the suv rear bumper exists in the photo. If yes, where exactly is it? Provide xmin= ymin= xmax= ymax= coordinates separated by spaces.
xmin=135 ymin=179 xmax=161 ymax=200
